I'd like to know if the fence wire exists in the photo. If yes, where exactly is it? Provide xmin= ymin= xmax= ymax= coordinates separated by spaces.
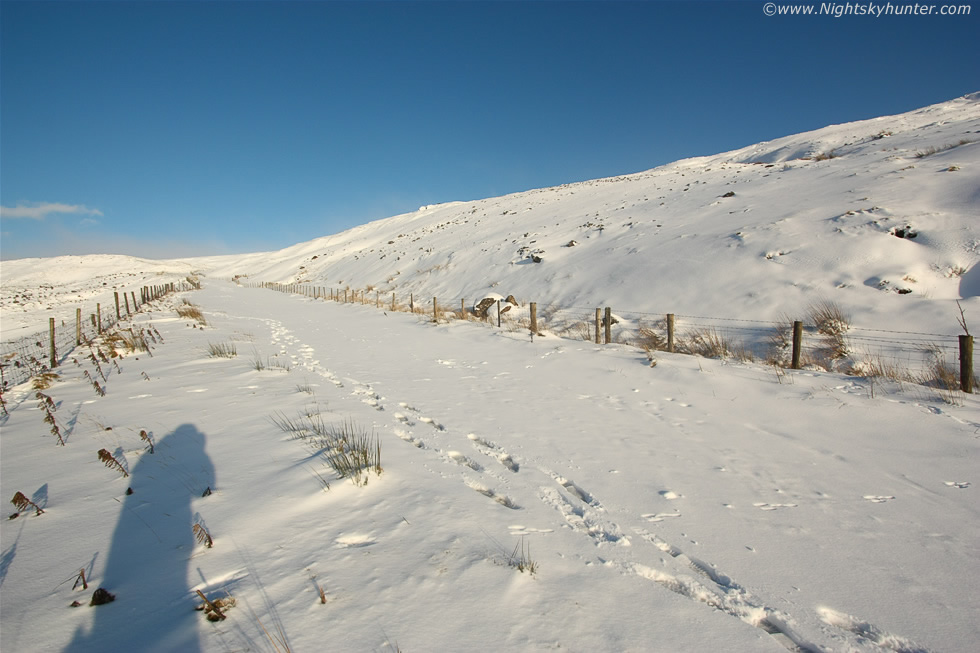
xmin=253 ymin=281 xmax=971 ymax=386
xmin=1 ymin=282 xmax=193 ymax=390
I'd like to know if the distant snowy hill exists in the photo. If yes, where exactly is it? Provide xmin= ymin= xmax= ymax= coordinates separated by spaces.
xmin=3 ymin=92 xmax=979 ymax=339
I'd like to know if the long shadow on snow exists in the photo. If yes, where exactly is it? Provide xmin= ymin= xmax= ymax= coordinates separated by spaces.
xmin=65 ymin=424 xmax=216 ymax=653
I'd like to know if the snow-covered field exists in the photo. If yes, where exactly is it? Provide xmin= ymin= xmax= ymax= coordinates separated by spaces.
xmin=1 ymin=93 xmax=978 ymax=652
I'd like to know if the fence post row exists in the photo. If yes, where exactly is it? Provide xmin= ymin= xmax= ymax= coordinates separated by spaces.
xmin=251 ymin=279 xmax=976 ymax=394
xmin=32 ymin=280 xmax=192 ymax=372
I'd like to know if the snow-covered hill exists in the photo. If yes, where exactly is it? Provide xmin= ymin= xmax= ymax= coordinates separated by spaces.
xmin=3 ymin=92 xmax=979 ymax=342
xmin=189 ymin=91 xmax=980 ymax=337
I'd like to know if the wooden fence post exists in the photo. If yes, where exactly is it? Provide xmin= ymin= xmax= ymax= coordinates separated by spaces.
xmin=114 ymin=292 xmax=121 ymax=321
xmin=410 ymin=294 xmax=414 ymax=313
xmin=791 ymin=321 xmax=803 ymax=370
xmin=392 ymin=292 xmax=396 ymax=311
xmin=97 ymin=304 xmax=102 ymax=333
xmin=76 ymin=308 xmax=82 ymax=346
xmin=530 ymin=302 xmax=537 ymax=335
xmin=604 ymin=307 xmax=612 ymax=344
xmin=433 ymin=297 xmax=438 ymax=322
xmin=461 ymin=298 xmax=466 ymax=319
xmin=497 ymin=300 xmax=502 ymax=328
xmin=124 ymin=293 xmax=131 ymax=316
xmin=595 ymin=308 xmax=601 ymax=344
xmin=960 ymin=335 xmax=974 ymax=393
xmin=49 ymin=318 xmax=57 ymax=368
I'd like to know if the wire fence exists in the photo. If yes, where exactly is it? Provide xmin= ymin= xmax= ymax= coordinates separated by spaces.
xmin=245 ymin=280 xmax=973 ymax=391
xmin=1 ymin=281 xmax=194 ymax=390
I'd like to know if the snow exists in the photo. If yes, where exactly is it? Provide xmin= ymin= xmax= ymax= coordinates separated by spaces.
xmin=2 ymin=93 xmax=979 ymax=652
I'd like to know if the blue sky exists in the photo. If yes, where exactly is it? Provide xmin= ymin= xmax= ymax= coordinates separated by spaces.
xmin=2 ymin=0 xmax=977 ymax=261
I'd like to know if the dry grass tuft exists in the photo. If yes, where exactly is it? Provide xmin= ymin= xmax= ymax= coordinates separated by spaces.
xmin=193 ymin=522 xmax=214 ymax=548
xmin=207 ymin=342 xmax=237 ymax=358
xmin=637 ymin=323 xmax=668 ymax=352
xmin=97 ymin=448 xmax=128 ymax=477
xmin=510 ymin=536 xmax=538 ymax=575
xmin=917 ymin=346 xmax=970 ymax=405
xmin=273 ymin=412 xmax=381 ymax=486
xmin=177 ymin=300 xmax=207 ymax=326
xmin=680 ymin=327 xmax=753 ymax=362
xmin=806 ymin=299 xmax=850 ymax=361
xmin=10 ymin=491 xmax=44 ymax=516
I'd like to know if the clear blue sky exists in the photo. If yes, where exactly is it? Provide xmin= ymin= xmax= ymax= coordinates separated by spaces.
xmin=2 ymin=0 xmax=977 ymax=260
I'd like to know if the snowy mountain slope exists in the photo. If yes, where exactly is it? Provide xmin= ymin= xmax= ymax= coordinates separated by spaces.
xmin=187 ymin=92 xmax=980 ymax=339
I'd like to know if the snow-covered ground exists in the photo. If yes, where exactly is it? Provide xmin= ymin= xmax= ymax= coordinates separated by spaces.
xmin=1 ymin=93 xmax=978 ymax=652
xmin=1 ymin=283 xmax=977 ymax=652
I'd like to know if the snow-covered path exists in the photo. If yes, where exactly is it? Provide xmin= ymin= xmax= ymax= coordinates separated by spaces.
xmin=198 ymin=282 xmax=980 ymax=651
xmin=2 ymin=281 xmax=977 ymax=652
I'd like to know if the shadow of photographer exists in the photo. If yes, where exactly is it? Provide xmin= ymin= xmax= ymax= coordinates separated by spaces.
xmin=66 ymin=424 xmax=216 ymax=652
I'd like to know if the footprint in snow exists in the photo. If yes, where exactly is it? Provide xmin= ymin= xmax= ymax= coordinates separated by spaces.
xmin=419 ymin=416 xmax=445 ymax=431
xmin=862 ymin=495 xmax=895 ymax=503
xmin=467 ymin=434 xmax=519 ymax=472
xmin=448 ymin=451 xmax=483 ymax=471
xmin=394 ymin=428 xmax=424 ymax=448
xmin=394 ymin=412 xmax=416 ymax=426
xmin=753 ymin=502 xmax=798 ymax=510
xmin=497 ymin=453 xmax=519 ymax=473
xmin=642 ymin=512 xmax=682 ymax=522
xmin=944 ymin=481 xmax=970 ymax=489
xmin=557 ymin=476 xmax=595 ymax=505
xmin=468 ymin=482 xmax=519 ymax=509
xmin=336 ymin=534 xmax=376 ymax=548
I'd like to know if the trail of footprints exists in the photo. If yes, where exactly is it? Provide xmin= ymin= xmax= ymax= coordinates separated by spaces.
xmin=267 ymin=325 xmax=928 ymax=652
